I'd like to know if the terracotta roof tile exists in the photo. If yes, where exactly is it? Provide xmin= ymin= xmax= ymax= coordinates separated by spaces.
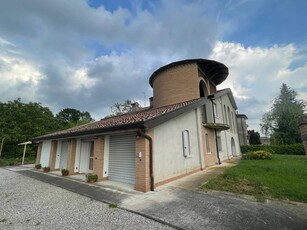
xmin=33 ymin=98 xmax=201 ymax=140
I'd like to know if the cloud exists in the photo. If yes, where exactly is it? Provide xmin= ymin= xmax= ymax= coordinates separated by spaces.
xmin=1 ymin=0 xmax=305 ymax=133
xmin=211 ymin=41 xmax=307 ymax=132
xmin=0 ymin=0 xmax=224 ymax=119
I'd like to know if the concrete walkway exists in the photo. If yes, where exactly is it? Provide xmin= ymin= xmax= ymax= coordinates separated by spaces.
xmin=8 ymin=159 xmax=307 ymax=230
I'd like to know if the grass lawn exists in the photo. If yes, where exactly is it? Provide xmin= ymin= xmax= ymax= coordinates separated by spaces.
xmin=0 ymin=156 xmax=36 ymax=167
xmin=200 ymin=155 xmax=307 ymax=203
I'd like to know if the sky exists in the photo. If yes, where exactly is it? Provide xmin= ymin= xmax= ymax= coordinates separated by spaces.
xmin=0 ymin=0 xmax=307 ymax=133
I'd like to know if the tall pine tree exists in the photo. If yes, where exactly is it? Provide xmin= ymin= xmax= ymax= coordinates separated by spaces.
xmin=260 ymin=84 xmax=306 ymax=144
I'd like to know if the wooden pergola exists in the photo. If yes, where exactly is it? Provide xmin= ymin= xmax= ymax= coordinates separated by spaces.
xmin=17 ymin=141 xmax=32 ymax=165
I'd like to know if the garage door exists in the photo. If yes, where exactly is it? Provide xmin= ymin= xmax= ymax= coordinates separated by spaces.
xmin=109 ymin=133 xmax=136 ymax=185
xmin=41 ymin=141 xmax=51 ymax=167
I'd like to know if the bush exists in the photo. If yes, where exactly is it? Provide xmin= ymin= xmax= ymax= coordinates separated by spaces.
xmin=242 ymin=151 xmax=273 ymax=160
xmin=61 ymin=169 xmax=69 ymax=176
xmin=35 ymin=164 xmax=42 ymax=169
xmin=241 ymin=143 xmax=305 ymax=155
xmin=86 ymin=173 xmax=98 ymax=183
xmin=43 ymin=166 xmax=50 ymax=172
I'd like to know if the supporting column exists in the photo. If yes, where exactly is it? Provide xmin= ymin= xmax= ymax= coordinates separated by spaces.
xmin=202 ymin=128 xmax=218 ymax=167
xmin=35 ymin=142 xmax=42 ymax=165
xmin=135 ymin=133 xmax=151 ymax=192
xmin=49 ymin=141 xmax=57 ymax=170
xmin=93 ymin=136 xmax=105 ymax=181
xmin=67 ymin=139 xmax=77 ymax=173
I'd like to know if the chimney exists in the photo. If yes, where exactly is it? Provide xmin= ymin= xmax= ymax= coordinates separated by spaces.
xmin=149 ymin=97 xmax=153 ymax=108
xmin=131 ymin=102 xmax=140 ymax=112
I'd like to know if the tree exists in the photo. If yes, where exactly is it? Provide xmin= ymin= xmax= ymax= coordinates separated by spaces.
xmin=248 ymin=130 xmax=261 ymax=145
xmin=56 ymin=108 xmax=94 ymax=128
xmin=260 ymin=84 xmax=306 ymax=144
xmin=0 ymin=99 xmax=60 ymax=158
xmin=110 ymin=99 xmax=134 ymax=116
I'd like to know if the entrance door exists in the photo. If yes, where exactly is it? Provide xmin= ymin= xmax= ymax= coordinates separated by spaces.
xmin=41 ymin=141 xmax=51 ymax=167
xmin=79 ymin=141 xmax=94 ymax=173
xmin=59 ymin=141 xmax=68 ymax=169
xmin=108 ymin=133 xmax=136 ymax=185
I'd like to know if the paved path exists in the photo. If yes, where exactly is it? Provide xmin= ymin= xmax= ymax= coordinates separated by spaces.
xmin=123 ymin=186 xmax=307 ymax=230
xmin=0 ymin=168 xmax=174 ymax=230
xmin=4 ymin=162 xmax=307 ymax=230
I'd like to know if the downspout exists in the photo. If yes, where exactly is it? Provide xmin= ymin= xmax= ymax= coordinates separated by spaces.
xmin=209 ymin=96 xmax=221 ymax=165
xmin=136 ymin=129 xmax=154 ymax=191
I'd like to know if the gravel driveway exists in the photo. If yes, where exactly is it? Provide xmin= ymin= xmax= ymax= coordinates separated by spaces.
xmin=0 ymin=168 xmax=173 ymax=230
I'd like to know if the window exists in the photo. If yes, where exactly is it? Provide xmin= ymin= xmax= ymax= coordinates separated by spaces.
xmin=224 ymin=105 xmax=227 ymax=124
xmin=201 ymin=105 xmax=207 ymax=123
xmin=231 ymin=112 xmax=236 ymax=133
xmin=213 ymin=103 xmax=218 ymax=118
xmin=228 ymin=106 xmax=232 ymax=131
xmin=217 ymin=132 xmax=222 ymax=151
xmin=182 ymin=130 xmax=191 ymax=157
xmin=205 ymin=133 xmax=210 ymax=153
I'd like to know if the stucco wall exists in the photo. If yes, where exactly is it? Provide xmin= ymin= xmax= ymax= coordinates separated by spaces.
xmin=213 ymin=93 xmax=241 ymax=161
xmin=153 ymin=109 xmax=202 ymax=183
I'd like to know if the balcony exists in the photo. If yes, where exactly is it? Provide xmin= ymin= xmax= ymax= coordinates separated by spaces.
xmin=203 ymin=122 xmax=229 ymax=130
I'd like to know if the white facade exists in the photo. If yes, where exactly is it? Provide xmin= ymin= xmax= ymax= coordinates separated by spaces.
xmin=213 ymin=92 xmax=241 ymax=161
xmin=153 ymin=109 xmax=203 ymax=183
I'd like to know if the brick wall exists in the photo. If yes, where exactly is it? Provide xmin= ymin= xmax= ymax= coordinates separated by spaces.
xmin=49 ymin=140 xmax=57 ymax=170
xmin=93 ymin=136 xmax=105 ymax=180
xmin=135 ymin=130 xmax=153 ymax=192
xmin=152 ymin=63 xmax=218 ymax=108
xmin=152 ymin=63 xmax=199 ymax=108
xmin=67 ymin=139 xmax=77 ymax=173
xmin=202 ymin=128 xmax=218 ymax=167
xmin=35 ymin=142 xmax=42 ymax=165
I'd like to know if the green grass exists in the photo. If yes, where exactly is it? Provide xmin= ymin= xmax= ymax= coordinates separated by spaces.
xmin=201 ymin=155 xmax=307 ymax=203
xmin=0 ymin=156 xmax=36 ymax=167
xmin=109 ymin=203 xmax=118 ymax=208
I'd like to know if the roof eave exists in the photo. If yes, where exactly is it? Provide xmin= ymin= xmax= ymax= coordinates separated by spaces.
xmin=31 ymin=122 xmax=145 ymax=142
xmin=144 ymin=98 xmax=206 ymax=129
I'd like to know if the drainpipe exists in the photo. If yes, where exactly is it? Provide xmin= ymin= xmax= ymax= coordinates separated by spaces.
xmin=136 ymin=129 xmax=154 ymax=191
xmin=208 ymin=96 xmax=221 ymax=165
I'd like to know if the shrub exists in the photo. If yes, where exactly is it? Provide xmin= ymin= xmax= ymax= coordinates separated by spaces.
xmin=43 ymin=166 xmax=50 ymax=172
xmin=241 ymin=143 xmax=305 ymax=155
xmin=61 ymin=169 xmax=69 ymax=176
xmin=242 ymin=151 xmax=273 ymax=160
xmin=86 ymin=173 xmax=98 ymax=183
xmin=35 ymin=164 xmax=42 ymax=169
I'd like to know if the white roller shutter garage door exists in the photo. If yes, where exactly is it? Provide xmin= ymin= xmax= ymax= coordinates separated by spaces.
xmin=108 ymin=133 xmax=136 ymax=185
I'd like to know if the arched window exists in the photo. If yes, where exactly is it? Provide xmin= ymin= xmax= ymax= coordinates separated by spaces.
xmin=199 ymin=80 xmax=208 ymax=98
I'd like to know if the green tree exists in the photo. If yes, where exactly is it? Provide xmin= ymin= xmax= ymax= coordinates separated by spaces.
xmin=248 ymin=130 xmax=261 ymax=145
xmin=110 ymin=99 xmax=134 ymax=116
xmin=0 ymin=99 xmax=60 ymax=158
xmin=56 ymin=108 xmax=94 ymax=128
xmin=260 ymin=84 xmax=306 ymax=144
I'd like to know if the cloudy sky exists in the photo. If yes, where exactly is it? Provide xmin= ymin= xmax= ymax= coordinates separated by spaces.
xmin=1 ymin=0 xmax=307 ymax=133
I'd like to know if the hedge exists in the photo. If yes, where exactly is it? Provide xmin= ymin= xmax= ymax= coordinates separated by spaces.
xmin=240 ymin=143 xmax=305 ymax=155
